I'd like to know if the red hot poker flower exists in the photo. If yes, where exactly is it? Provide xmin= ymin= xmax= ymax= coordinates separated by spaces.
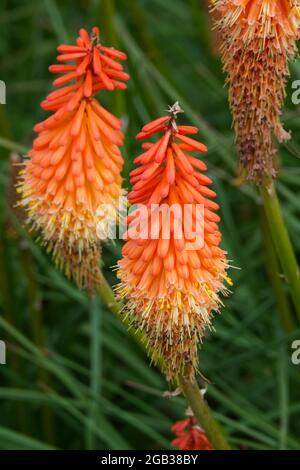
xmin=117 ymin=103 xmax=230 ymax=381
xmin=19 ymin=27 xmax=128 ymax=288
xmin=171 ymin=417 xmax=213 ymax=451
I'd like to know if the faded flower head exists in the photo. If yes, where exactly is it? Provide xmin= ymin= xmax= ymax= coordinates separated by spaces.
xmin=116 ymin=104 xmax=230 ymax=381
xmin=18 ymin=27 xmax=129 ymax=288
xmin=212 ymin=0 xmax=300 ymax=180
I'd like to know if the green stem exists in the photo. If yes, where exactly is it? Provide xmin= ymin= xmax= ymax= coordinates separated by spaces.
xmin=260 ymin=210 xmax=296 ymax=334
xmin=96 ymin=271 xmax=231 ymax=450
xmin=178 ymin=376 xmax=231 ymax=450
xmin=259 ymin=181 xmax=300 ymax=323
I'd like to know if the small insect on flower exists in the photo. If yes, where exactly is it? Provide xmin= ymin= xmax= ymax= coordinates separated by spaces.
xmin=18 ymin=27 xmax=129 ymax=289
xmin=116 ymin=103 xmax=230 ymax=381
xmin=171 ymin=416 xmax=213 ymax=451
xmin=211 ymin=0 xmax=300 ymax=181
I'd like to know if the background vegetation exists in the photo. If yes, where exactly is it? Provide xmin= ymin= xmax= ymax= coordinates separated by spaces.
xmin=1 ymin=0 xmax=300 ymax=450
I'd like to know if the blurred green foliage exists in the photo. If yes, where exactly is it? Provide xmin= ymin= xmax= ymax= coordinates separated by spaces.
xmin=0 ymin=0 xmax=300 ymax=450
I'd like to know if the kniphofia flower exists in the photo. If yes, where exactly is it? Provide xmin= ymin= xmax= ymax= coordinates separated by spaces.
xmin=171 ymin=417 xmax=213 ymax=451
xmin=116 ymin=103 xmax=230 ymax=380
xmin=212 ymin=0 xmax=300 ymax=180
xmin=18 ymin=27 xmax=129 ymax=288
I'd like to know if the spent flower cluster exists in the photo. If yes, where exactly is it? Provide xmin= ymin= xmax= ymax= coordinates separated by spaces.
xmin=212 ymin=0 xmax=300 ymax=180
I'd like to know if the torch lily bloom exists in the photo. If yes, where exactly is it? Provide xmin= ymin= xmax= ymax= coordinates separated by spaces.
xmin=116 ymin=103 xmax=230 ymax=381
xmin=171 ymin=417 xmax=213 ymax=451
xmin=18 ymin=27 xmax=129 ymax=288
xmin=212 ymin=0 xmax=300 ymax=180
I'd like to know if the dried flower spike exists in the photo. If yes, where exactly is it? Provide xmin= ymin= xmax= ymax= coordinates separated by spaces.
xmin=18 ymin=27 xmax=129 ymax=288
xmin=116 ymin=104 xmax=230 ymax=381
xmin=171 ymin=417 xmax=213 ymax=451
xmin=212 ymin=0 xmax=300 ymax=180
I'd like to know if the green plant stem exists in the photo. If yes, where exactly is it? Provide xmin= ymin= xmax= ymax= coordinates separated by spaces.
xmin=260 ymin=210 xmax=296 ymax=334
xmin=178 ymin=376 xmax=231 ymax=450
xmin=259 ymin=180 xmax=300 ymax=323
xmin=96 ymin=271 xmax=231 ymax=450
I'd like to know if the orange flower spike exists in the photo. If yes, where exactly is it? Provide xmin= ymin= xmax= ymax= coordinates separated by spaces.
xmin=18 ymin=27 xmax=129 ymax=288
xmin=117 ymin=103 xmax=230 ymax=381
xmin=212 ymin=0 xmax=300 ymax=180
xmin=48 ymin=27 xmax=129 ymax=104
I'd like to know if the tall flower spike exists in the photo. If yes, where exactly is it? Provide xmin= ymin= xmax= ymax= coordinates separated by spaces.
xmin=18 ymin=27 xmax=129 ymax=288
xmin=117 ymin=103 xmax=230 ymax=381
xmin=212 ymin=0 xmax=300 ymax=181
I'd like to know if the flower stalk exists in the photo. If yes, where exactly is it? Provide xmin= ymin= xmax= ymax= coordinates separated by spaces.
xmin=260 ymin=209 xmax=295 ymax=334
xmin=109 ymin=103 xmax=232 ymax=448
xmin=178 ymin=376 xmax=231 ymax=450
xmin=260 ymin=180 xmax=300 ymax=323
xmin=96 ymin=271 xmax=232 ymax=451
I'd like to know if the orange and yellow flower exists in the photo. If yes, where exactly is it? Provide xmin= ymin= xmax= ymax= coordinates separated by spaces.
xmin=18 ymin=27 xmax=129 ymax=288
xmin=212 ymin=0 xmax=300 ymax=180
xmin=116 ymin=104 xmax=230 ymax=380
